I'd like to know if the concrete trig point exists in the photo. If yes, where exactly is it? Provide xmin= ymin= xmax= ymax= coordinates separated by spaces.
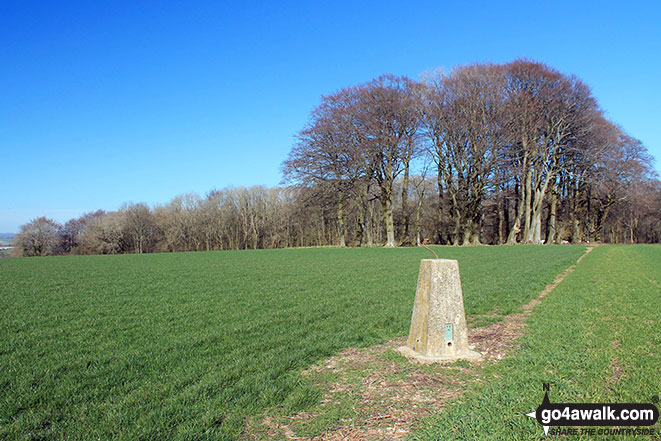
xmin=396 ymin=259 xmax=482 ymax=363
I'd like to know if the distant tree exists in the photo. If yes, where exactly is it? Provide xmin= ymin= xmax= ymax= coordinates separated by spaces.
xmin=13 ymin=217 xmax=63 ymax=256
xmin=502 ymin=60 xmax=600 ymax=244
xmin=358 ymin=74 xmax=421 ymax=247
xmin=78 ymin=212 xmax=127 ymax=254
xmin=121 ymin=203 xmax=157 ymax=254
xmin=409 ymin=162 xmax=435 ymax=246
xmin=422 ymin=64 xmax=505 ymax=245
xmin=154 ymin=194 xmax=203 ymax=252
xmin=283 ymin=86 xmax=366 ymax=247
xmin=62 ymin=210 xmax=106 ymax=253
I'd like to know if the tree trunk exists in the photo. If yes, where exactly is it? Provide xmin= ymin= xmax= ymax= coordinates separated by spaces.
xmin=527 ymin=186 xmax=546 ymax=244
xmin=401 ymin=159 xmax=410 ymax=243
xmin=472 ymin=220 xmax=481 ymax=245
xmin=382 ymin=190 xmax=396 ymax=247
xmin=529 ymin=205 xmax=543 ymax=244
xmin=415 ymin=199 xmax=423 ymax=246
xmin=359 ymin=185 xmax=373 ymax=247
xmin=462 ymin=226 xmax=471 ymax=246
xmin=462 ymin=219 xmax=480 ymax=245
xmin=447 ymin=180 xmax=461 ymax=246
xmin=523 ymin=165 xmax=533 ymax=241
xmin=571 ymin=183 xmax=582 ymax=243
xmin=595 ymin=197 xmax=614 ymax=243
xmin=337 ymin=190 xmax=346 ymax=247
xmin=437 ymin=163 xmax=444 ymax=244
xmin=466 ymin=180 xmax=483 ymax=246
xmin=507 ymin=179 xmax=523 ymax=244
xmin=527 ymin=164 xmax=555 ymax=244
xmin=497 ymin=184 xmax=504 ymax=245
xmin=508 ymin=151 xmax=528 ymax=244
xmin=546 ymin=185 xmax=557 ymax=244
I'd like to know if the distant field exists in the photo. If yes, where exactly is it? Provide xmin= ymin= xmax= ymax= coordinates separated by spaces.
xmin=0 ymin=246 xmax=585 ymax=440
xmin=0 ymin=238 xmax=14 ymax=256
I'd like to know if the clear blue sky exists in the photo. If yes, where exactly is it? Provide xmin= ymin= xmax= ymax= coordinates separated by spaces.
xmin=1 ymin=0 xmax=660 ymax=232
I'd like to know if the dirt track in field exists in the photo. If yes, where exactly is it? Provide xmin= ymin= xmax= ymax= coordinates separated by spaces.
xmin=244 ymin=247 xmax=594 ymax=441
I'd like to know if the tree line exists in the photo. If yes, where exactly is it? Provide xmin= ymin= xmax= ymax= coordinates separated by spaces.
xmin=13 ymin=59 xmax=660 ymax=256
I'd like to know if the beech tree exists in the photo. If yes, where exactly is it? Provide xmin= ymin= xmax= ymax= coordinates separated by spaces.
xmin=13 ymin=217 xmax=63 ymax=256
xmin=121 ymin=203 xmax=157 ymax=254
xmin=422 ymin=64 xmax=505 ymax=245
xmin=283 ymin=86 xmax=366 ymax=247
xmin=358 ymin=74 xmax=421 ymax=247
xmin=77 ymin=212 xmax=127 ymax=254
xmin=585 ymin=128 xmax=658 ymax=242
xmin=61 ymin=210 xmax=105 ymax=253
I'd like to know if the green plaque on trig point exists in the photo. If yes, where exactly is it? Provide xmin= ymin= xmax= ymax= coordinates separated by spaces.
xmin=445 ymin=324 xmax=453 ymax=342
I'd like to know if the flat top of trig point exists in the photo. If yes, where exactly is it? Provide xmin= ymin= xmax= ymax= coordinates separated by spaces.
xmin=420 ymin=258 xmax=458 ymax=263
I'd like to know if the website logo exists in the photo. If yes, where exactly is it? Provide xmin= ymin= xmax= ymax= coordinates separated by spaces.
xmin=525 ymin=384 xmax=659 ymax=437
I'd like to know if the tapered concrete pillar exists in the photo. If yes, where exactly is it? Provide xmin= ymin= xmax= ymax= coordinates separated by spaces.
xmin=397 ymin=259 xmax=481 ymax=363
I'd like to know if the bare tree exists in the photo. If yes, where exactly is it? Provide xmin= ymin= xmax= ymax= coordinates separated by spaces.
xmin=502 ymin=60 xmax=600 ymax=244
xmin=283 ymin=86 xmax=367 ymax=247
xmin=154 ymin=194 xmax=203 ymax=252
xmin=121 ymin=202 xmax=157 ymax=254
xmin=358 ymin=74 xmax=421 ymax=247
xmin=13 ymin=217 xmax=63 ymax=256
xmin=61 ymin=210 xmax=105 ymax=253
xmin=77 ymin=212 xmax=127 ymax=254
xmin=586 ymin=128 xmax=658 ymax=243
xmin=422 ymin=64 xmax=505 ymax=245
xmin=409 ymin=161 xmax=434 ymax=246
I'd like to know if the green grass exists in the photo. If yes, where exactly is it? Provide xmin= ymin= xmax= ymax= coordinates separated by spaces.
xmin=410 ymin=245 xmax=661 ymax=441
xmin=0 ymin=245 xmax=585 ymax=440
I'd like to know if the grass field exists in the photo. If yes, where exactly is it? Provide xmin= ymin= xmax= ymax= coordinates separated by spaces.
xmin=411 ymin=245 xmax=660 ymax=440
xmin=0 ymin=245 xmax=586 ymax=440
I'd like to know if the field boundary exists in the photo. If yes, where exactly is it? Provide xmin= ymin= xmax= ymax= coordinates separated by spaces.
xmin=245 ymin=246 xmax=595 ymax=440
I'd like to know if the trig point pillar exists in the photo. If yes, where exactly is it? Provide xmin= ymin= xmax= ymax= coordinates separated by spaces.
xmin=397 ymin=259 xmax=482 ymax=363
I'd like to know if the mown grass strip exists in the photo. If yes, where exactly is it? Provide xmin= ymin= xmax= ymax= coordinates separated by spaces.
xmin=410 ymin=245 xmax=661 ymax=441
